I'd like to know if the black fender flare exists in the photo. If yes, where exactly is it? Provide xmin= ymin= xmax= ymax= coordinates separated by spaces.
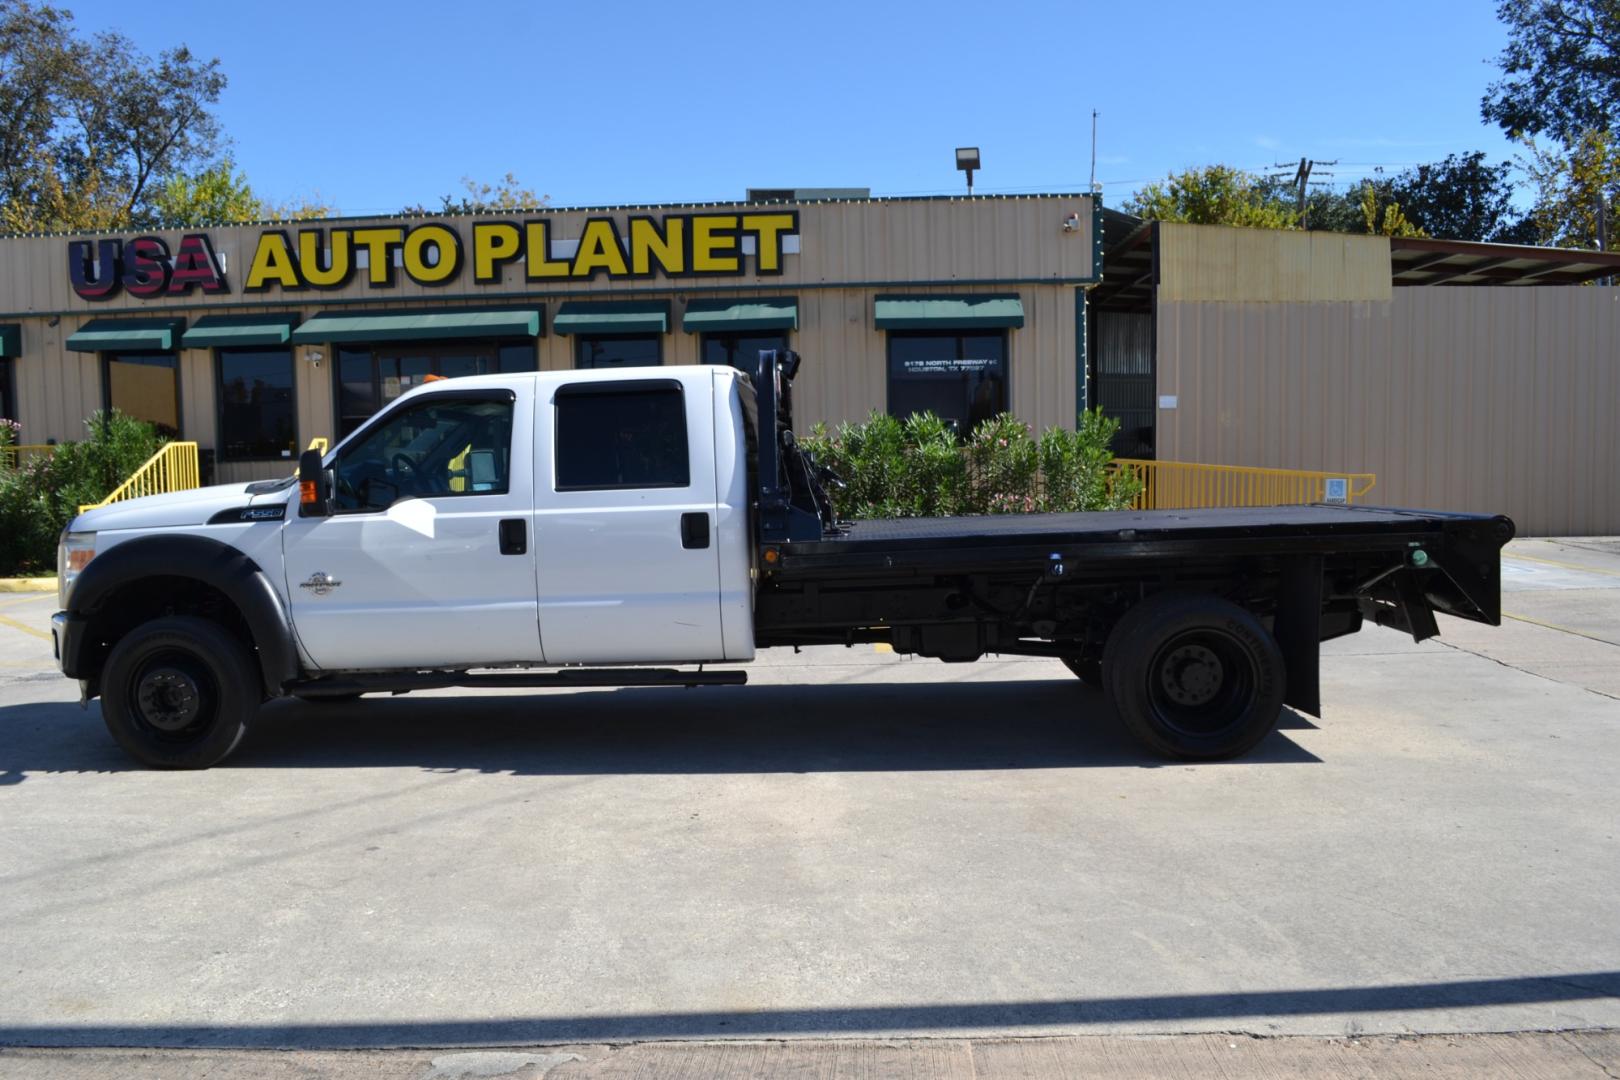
xmin=67 ymin=534 xmax=300 ymax=696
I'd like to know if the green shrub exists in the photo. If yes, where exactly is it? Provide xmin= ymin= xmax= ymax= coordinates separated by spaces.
xmin=0 ymin=411 xmax=165 ymax=575
xmin=802 ymin=408 xmax=1138 ymax=521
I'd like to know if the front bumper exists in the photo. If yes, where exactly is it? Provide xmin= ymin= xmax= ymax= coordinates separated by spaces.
xmin=52 ymin=611 xmax=90 ymax=678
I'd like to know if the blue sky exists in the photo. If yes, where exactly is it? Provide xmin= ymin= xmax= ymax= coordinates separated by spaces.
xmin=66 ymin=0 xmax=1523 ymax=213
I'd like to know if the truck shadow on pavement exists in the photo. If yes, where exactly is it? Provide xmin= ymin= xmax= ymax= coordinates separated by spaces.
xmin=1 ymin=971 xmax=1615 ymax=1047
xmin=0 ymin=680 xmax=1320 ymax=778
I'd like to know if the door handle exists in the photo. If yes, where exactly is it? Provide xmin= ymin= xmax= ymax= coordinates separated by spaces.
xmin=680 ymin=512 xmax=710 ymax=550
xmin=499 ymin=518 xmax=527 ymax=555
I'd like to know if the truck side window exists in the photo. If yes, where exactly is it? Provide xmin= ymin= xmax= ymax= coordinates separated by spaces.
xmin=331 ymin=394 xmax=514 ymax=512
xmin=555 ymin=382 xmax=689 ymax=491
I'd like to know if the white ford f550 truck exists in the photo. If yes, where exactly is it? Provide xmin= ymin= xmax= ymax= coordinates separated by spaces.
xmin=52 ymin=350 xmax=1513 ymax=769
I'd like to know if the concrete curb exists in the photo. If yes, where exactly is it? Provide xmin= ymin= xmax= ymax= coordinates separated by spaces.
xmin=0 ymin=577 xmax=56 ymax=593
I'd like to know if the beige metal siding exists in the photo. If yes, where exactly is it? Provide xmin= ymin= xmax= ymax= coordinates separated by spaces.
xmin=1156 ymin=288 xmax=1620 ymax=535
xmin=0 ymin=196 xmax=1095 ymax=316
xmin=1158 ymin=223 xmax=1392 ymax=303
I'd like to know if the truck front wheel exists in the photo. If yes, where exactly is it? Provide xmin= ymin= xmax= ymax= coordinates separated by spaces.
xmin=100 ymin=616 xmax=260 ymax=769
xmin=1102 ymin=593 xmax=1286 ymax=760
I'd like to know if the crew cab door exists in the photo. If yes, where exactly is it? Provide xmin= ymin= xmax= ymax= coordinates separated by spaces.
xmin=534 ymin=372 xmax=724 ymax=663
xmin=281 ymin=383 xmax=544 ymax=670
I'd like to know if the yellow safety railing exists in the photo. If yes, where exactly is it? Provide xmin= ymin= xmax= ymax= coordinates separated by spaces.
xmin=78 ymin=441 xmax=201 ymax=514
xmin=307 ymin=436 xmax=329 ymax=454
xmin=1113 ymin=459 xmax=1376 ymax=510
xmin=0 ymin=444 xmax=56 ymax=470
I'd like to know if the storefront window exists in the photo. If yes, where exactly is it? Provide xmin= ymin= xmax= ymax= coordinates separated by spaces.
xmin=886 ymin=331 xmax=1008 ymax=437
xmin=701 ymin=332 xmax=788 ymax=370
xmin=334 ymin=340 xmax=535 ymax=437
xmin=103 ymin=352 xmax=180 ymax=438
xmin=216 ymin=348 xmax=295 ymax=461
xmin=0 ymin=359 xmax=14 ymax=423
xmin=575 ymin=334 xmax=662 ymax=369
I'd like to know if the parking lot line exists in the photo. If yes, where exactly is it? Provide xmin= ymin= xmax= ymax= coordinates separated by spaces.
xmin=1502 ymin=610 xmax=1620 ymax=648
xmin=0 ymin=612 xmax=50 ymax=641
xmin=1507 ymin=551 xmax=1620 ymax=578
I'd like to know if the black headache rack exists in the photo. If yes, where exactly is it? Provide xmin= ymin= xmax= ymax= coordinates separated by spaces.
xmin=745 ymin=348 xmax=840 ymax=543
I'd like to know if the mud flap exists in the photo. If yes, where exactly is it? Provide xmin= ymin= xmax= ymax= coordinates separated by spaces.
xmin=1275 ymin=555 xmax=1322 ymax=717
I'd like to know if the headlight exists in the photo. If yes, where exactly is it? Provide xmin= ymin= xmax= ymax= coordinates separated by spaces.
xmin=58 ymin=531 xmax=96 ymax=608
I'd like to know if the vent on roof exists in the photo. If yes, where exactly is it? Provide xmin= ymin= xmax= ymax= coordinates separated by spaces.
xmin=746 ymin=187 xmax=870 ymax=202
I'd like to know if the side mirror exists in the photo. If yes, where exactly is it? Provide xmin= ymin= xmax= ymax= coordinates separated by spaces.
xmin=298 ymin=449 xmax=331 ymax=518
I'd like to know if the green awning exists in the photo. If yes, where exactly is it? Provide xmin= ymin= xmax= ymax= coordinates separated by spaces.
xmin=682 ymin=298 xmax=798 ymax=333
xmin=182 ymin=314 xmax=300 ymax=349
xmin=873 ymin=294 xmax=1025 ymax=330
xmin=0 ymin=324 xmax=19 ymax=358
xmin=65 ymin=317 xmax=186 ymax=353
xmin=553 ymin=300 xmax=670 ymax=336
xmin=289 ymin=307 xmax=543 ymax=344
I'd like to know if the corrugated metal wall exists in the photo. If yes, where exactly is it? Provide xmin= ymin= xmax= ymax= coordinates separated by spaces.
xmin=1156 ymin=287 xmax=1620 ymax=535
xmin=1157 ymin=223 xmax=1391 ymax=303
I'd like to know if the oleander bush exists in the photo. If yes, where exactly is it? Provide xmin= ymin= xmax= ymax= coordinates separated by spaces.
xmin=802 ymin=408 xmax=1140 ymax=521
xmin=0 ymin=411 xmax=165 ymax=576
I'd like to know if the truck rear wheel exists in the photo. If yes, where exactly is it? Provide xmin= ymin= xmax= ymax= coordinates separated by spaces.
xmin=1102 ymin=593 xmax=1285 ymax=760
xmin=100 ymin=616 xmax=260 ymax=770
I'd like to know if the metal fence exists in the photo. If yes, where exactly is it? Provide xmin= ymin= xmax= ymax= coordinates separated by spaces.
xmin=1114 ymin=459 xmax=1376 ymax=510
xmin=78 ymin=442 xmax=201 ymax=513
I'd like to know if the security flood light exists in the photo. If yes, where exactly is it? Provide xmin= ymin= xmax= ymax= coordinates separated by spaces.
xmin=956 ymin=147 xmax=980 ymax=195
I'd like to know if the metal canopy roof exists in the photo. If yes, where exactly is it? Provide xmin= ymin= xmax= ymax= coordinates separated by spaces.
xmin=1390 ymin=236 xmax=1620 ymax=286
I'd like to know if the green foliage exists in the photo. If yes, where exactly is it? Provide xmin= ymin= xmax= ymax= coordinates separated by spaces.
xmin=145 ymin=157 xmax=333 ymax=227
xmin=0 ymin=411 xmax=164 ymax=575
xmin=404 ymin=172 xmax=549 ymax=215
xmin=1483 ymin=0 xmax=1620 ymax=144
xmin=1123 ymin=165 xmax=1299 ymax=229
xmin=801 ymin=409 xmax=1137 ymax=521
xmin=0 ymin=1 xmax=226 ymax=233
xmin=1520 ymin=129 xmax=1620 ymax=247
xmin=1359 ymin=182 xmax=1426 ymax=237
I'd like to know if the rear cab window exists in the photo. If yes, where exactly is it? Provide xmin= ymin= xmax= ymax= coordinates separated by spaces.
xmin=554 ymin=380 xmax=689 ymax=491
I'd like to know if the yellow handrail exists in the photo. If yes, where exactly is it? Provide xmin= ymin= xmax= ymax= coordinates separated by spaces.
xmin=0 ymin=444 xmax=56 ymax=470
xmin=307 ymin=437 xmax=329 ymax=454
xmin=78 ymin=441 xmax=201 ymax=514
xmin=1112 ymin=459 xmax=1376 ymax=510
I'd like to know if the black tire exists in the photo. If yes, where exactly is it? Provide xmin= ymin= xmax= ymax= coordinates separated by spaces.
xmin=100 ymin=616 xmax=260 ymax=769
xmin=1061 ymin=655 xmax=1104 ymax=689
xmin=1101 ymin=592 xmax=1286 ymax=760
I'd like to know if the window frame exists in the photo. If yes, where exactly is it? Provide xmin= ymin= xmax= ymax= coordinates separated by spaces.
xmin=552 ymin=378 xmax=690 ymax=493
xmin=329 ymin=388 xmax=518 ymax=515
xmin=884 ymin=329 xmax=1010 ymax=438
xmin=330 ymin=338 xmax=537 ymax=439
xmin=573 ymin=332 xmax=664 ymax=370
xmin=101 ymin=349 xmax=182 ymax=438
xmin=214 ymin=346 xmax=297 ymax=463
xmin=699 ymin=330 xmax=790 ymax=370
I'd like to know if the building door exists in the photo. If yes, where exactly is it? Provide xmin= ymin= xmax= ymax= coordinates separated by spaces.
xmin=533 ymin=374 xmax=726 ymax=664
xmin=104 ymin=352 xmax=180 ymax=437
xmin=282 ymin=383 xmax=545 ymax=670
xmin=1093 ymin=311 xmax=1156 ymax=458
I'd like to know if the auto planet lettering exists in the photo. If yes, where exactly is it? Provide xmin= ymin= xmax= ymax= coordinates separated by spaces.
xmin=66 ymin=212 xmax=798 ymax=300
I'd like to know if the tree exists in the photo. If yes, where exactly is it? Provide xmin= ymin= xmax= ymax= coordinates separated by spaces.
xmin=1381 ymin=153 xmax=1534 ymax=242
xmin=1124 ymin=165 xmax=1299 ymax=228
xmin=147 ymin=158 xmax=333 ymax=226
xmin=1483 ymin=0 xmax=1620 ymax=142
xmin=404 ymin=172 xmax=548 ymax=215
xmin=1358 ymin=183 xmax=1425 ymax=237
xmin=0 ymin=1 xmax=226 ymax=233
xmin=1519 ymin=129 xmax=1620 ymax=246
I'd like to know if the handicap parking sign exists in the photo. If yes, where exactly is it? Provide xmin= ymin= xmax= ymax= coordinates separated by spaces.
xmin=1323 ymin=477 xmax=1349 ymax=504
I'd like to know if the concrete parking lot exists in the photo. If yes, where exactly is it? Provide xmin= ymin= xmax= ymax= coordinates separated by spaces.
xmin=0 ymin=539 xmax=1617 ymax=1068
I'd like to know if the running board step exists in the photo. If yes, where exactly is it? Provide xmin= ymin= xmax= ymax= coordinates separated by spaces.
xmin=288 ymin=667 xmax=747 ymax=697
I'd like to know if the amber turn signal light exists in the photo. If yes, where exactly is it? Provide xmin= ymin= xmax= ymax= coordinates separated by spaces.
xmin=300 ymin=480 xmax=318 ymax=505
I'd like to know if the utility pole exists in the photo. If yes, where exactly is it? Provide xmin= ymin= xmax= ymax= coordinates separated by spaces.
xmin=1272 ymin=157 xmax=1338 ymax=229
